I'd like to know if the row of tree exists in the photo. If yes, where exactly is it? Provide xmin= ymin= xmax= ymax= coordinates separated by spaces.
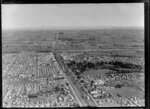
xmin=66 ymin=60 xmax=142 ymax=75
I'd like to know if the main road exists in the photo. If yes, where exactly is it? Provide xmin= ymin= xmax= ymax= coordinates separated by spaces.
xmin=54 ymin=53 xmax=98 ymax=107
xmin=58 ymin=48 xmax=144 ymax=52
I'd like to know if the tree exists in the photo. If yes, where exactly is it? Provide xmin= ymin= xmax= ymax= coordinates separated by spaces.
xmin=115 ymin=84 xmax=123 ymax=88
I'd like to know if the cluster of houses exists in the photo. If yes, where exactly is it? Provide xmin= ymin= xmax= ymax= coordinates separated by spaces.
xmin=2 ymin=52 xmax=79 ymax=107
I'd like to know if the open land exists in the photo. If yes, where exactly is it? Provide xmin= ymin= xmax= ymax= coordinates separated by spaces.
xmin=2 ymin=28 xmax=144 ymax=107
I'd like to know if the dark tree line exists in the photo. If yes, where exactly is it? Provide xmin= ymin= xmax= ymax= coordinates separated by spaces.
xmin=111 ymin=61 xmax=142 ymax=69
xmin=66 ymin=59 xmax=142 ymax=75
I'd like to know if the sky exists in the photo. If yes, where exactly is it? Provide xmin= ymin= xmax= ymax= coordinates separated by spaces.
xmin=2 ymin=3 xmax=144 ymax=30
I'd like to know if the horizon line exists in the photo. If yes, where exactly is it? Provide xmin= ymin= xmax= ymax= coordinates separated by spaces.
xmin=2 ymin=26 xmax=144 ymax=31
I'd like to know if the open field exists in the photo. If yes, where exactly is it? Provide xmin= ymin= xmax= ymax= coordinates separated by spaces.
xmin=2 ymin=28 xmax=144 ymax=57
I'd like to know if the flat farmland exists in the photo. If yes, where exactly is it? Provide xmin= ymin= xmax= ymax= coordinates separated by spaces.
xmin=2 ymin=28 xmax=144 ymax=58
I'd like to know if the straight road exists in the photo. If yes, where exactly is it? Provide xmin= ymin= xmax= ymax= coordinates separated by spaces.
xmin=54 ymin=53 xmax=87 ymax=107
xmin=58 ymin=48 xmax=144 ymax=52
xmin=54 ymin=53 xmax=98 ymax=107
xmin=2 ymin=47 xmax=144 ymax=54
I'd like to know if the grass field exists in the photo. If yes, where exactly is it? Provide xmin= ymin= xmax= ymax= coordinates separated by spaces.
xmin=107 ymin=86 xmax=144 ymax=98
xmin=81 ymin=69 xmax=111 ymax=76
